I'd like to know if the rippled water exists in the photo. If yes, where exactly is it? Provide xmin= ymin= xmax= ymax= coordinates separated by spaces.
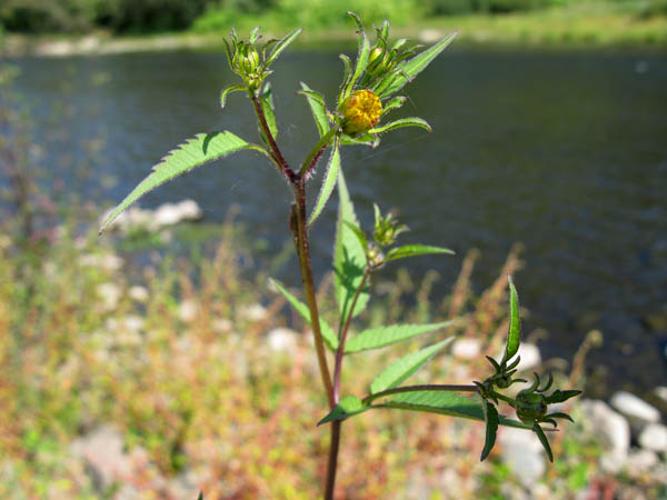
xmin=13 ymin=47 xmax=667 ymax=395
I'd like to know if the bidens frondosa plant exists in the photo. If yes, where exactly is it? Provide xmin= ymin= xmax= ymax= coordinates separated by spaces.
xmin=101 ymin=13 xmax=581 ymax=499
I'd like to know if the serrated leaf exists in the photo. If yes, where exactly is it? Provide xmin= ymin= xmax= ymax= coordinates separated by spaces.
xmin=370 ymin=338 xmax=453 ymax=394
xmin=505 ymin=277 xmax=521 ymax=361
xmin=299 ymin=83 xmax=330 ymax=137
xmin=259 ymin=82 xmax=278 ymax=140
xmin=220 ymin=84 xmax=245 ymax=109
xmin=533 ymin=423 xmax=554 ymax=462
xmin=308 ymin=137 xmax=340 ymax=226
xmin=265 ymin=28 xmax=302 ymax=67
xmin=385 ymin=244 xmax=455 ymax=263
xmin=481 ymin=401 xmax=499 ymax=461
xmin=343 ymin=221 xmax=368 ymax=255
xmin=100 ymin=132 xmax=256 ymax=233
xmin=334 ymin=171 xmax=369 ymax=320
xmin=377 ymin=390 xmax=532 ymax=430
xmin=318 ymin=395 xmax=369 ymax=425
xmin=368 ymin=117 xmax=431 ymax=135
xmin=346 ymin=321 xmax=453 ymax=353
xmin=269 ymin=278 xmax=338 ymax=350
xmin=375 ymin=32 xmax=457 ymax=98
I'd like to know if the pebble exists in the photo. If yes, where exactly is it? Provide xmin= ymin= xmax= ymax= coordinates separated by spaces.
xmin=610 ymin=391 xmax=661 ymax=424
xmin=639 ymin=423 xmax=667 ymax=452
xmin=129 ymin=285 xmax=149 ymax=303
xmin=579 ymin=399 xmax=629 ymax=473
xmin=451 ymin=338 xmax=481 ymax=360
xmin=267 ymin=327 xmax=298 ymax=353
xmin=499 ymin=427 xmax=545 ymax=487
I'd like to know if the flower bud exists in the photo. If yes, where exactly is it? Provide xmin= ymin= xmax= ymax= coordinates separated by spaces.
xmin=341 ymin=89 xmax=382 ymax=135
xmin=515 ymin=390 xmax=547 ymax=424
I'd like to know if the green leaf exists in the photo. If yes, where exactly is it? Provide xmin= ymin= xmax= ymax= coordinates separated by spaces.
xmin=318 ymin=395 xmax=368 ymax=425
xmin=346 ymin=321 xmax=453 ymax=353
xmin=368 ymin=117 xmax=432 ymax=135
xmin=381 ymin=96 xmax=408 ymax=115
xmin=370 ymin=338 xmax=453 ymax=394
xmin=265 ymin=28 xmax=302 ymax=67
xmin=259 ymin=82 xmax=278 ymax=140
xmin=533 ymin=423 xmax=554 ymax=462
xmin=481 ymin=401 xmax=499 ymax=461
xmin=220 ymin=84 xmax=245 ymax=109
xmin=100 ymin=132 xmax=258 ymax=233
xmin=269 ymin=278 xmax=338 ymax=350
xmin=299 ymin=83 xmax=330 ymax=137
xmin=343 ymin=221 xmax=368 ymax=255
xmin=544 ymin=390 xmax=582 ymax=405
xmin=340 ymin=133 xmax=379 ymax=148
xmin=377 ymin=390 xmax=532 ymax=430
xmin=334 ymin=170 xmax=369 ymax=320
xmin=375 ymin=32 xmax=457 ymax=98
xmin=505 ymin=276 xmax=521 ymax=362
xmin=385 ymin=244 xmax=455 ymax=263
xmin=308 ymin=137 xmax=340 ymax=226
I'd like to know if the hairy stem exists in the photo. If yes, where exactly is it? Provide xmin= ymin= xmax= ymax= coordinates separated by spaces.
xmin=292 ymin=181 xmax=335 ymax=407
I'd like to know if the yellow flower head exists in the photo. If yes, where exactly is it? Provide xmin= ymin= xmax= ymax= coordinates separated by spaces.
xmin=341 ymin=89 xmax=382 ymax=135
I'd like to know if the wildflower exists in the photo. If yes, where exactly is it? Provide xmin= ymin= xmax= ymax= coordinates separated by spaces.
xmin=341 ymin=89 xmax=382 ymax=135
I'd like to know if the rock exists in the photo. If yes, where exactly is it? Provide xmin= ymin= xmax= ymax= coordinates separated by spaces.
xmin=129 ymin=285 xmax=149 ymax=303
xmin=241 ymin=303 xmax=267 ymax=322
xmin=579 ymin=399 xmax=630 ymax=473
xmin=212 ymin=318 xmax=233 ymax=334
xmin=499 ymin=427 xmax=546 ymax=487
xmin=655 ymin=386 xmax=667 ymax=404
xmin=639 ymin=424 xmax=667 ymax=452
xmin=96 ymin=282 xmax=122 ymax=312
xmin=610 ymin=391 xmax=661 ymax=425
xmin=80 ymin=253 xmax=124 ymax=272
xmin=154 ymin=200 xmax=202 ymax=228
xmin=625 ymin=449 xmax=659 ymax=476
xmin=267 ymin=327 xmax=298 ymax=353
xmin=495 ymin=343 xmax=541 ymax=371
xmin=451 ymin=338 xmax=481 ymax=360
xmin=179 ymin=300 xmax=199 ymax=323
xmin=418 ymin=29 xmax=444 ymax=44
xmin=70 ymin=426 xmax=129 ymax=490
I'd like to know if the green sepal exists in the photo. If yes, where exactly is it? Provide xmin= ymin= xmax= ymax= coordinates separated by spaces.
xmin=308 ymin=136 xmax=340 ymax=226
xmin=259 ymin=81 xmax=278 ymax=141
xmin=318 ymin=395 xmax=369 ymax=425
xmin=264 ymin=28 xmax=302 ymax=68
xmin=269 ymin=278 xmax=338 ymax=350
xmin=504 ymin=276 xmax=521 ymax=362
xmin=299 ymin=82 xmax=330 ymax=137
xmin=544 ymin=390 xmax=582 ymax=405
xmin=533 ymin=423 xmax=554 ymax=462
xmin=480 ymin=400 xmax=499 ymax=461
xmin=385 ymin=244 xmax=454 ymax=263
xmin=368 ymin=117 xmax=431 ymax=135
xmin=220 ymin=84 xmax=245 ymax=109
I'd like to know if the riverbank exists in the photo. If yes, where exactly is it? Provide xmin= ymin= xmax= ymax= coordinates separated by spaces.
xmin=3 ymin=5 xmax=667 ymax=57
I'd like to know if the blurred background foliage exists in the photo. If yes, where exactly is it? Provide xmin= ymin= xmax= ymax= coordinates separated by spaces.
xmin=1 ymin=0 xmax=666 ymax=34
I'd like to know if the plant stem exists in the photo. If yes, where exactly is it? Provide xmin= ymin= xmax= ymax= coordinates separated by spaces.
xmin=292 ymin=180 xmax=335 ymax=408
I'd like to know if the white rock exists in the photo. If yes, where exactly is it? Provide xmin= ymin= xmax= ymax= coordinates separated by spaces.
xmin=610 ymin=391 xmax=661 ymax=424
xmin=639 ymin=424 xmax=667 ymax=452
xmin=70 ymin=426 xmax=129 ymax=488
xmin=241 ymin=304 xmax=267 ymax=322
xmin=495 ymin=343 xmax=541 ymax=371
xmin=499 ymin=427 xmax=546 ymax=487
xmin=129 ymin=286 xmax=149 ymax=303
xmin=625 ymin=449 xmax=659 ymax=475
xmin=80 ymin=253 xmax=123 ymax=272
xmin=96 ymin=282 xmax=122 ymax=312
xmin=212 ymin=318 xmax=233 ymax=334
xmin=154 ymin=200 xmax=202 ymax=228
xmin=580 ymin=399 xmax=630 ymax=473
xmin=107 ymin=315 xmax=144 ymax=334
xmin=178 ymin=300 xmax=199 ymax=323
xmin=267 ymin=327 xmax=298 ymax=353
xmin=654 ymin=386 xmax=667 ymax=404
xmin=451 ymin=338 xmax=481 ymax=360
xmin=419 ymin=29 xmax=444 ymax=44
